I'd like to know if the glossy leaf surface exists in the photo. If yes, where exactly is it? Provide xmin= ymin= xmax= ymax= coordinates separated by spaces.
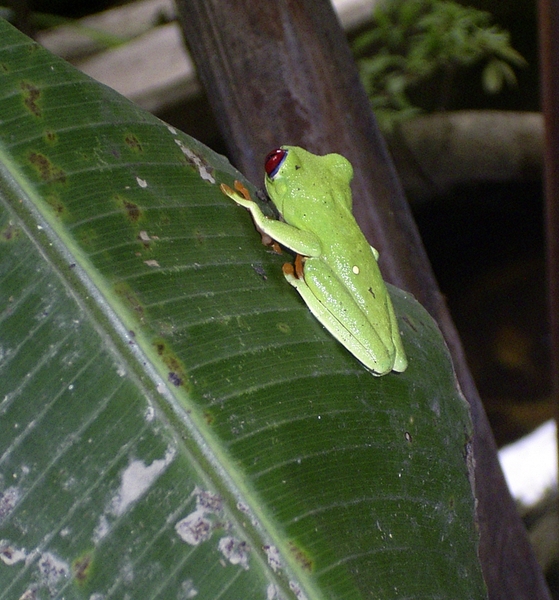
xmin=0 ymin=19 xmax=486 ymax=600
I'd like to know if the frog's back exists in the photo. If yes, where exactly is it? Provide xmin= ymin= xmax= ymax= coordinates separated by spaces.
xmin=323 ymin=202 xmax=395 ymax=333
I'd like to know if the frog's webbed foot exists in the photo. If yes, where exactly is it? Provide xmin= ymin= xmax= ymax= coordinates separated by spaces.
xmin=221 ymin=180 xmax=282 ymax=253
xmin=220 ymin=180 xmax=253 ymax=209
xmin=282 ymin=254 xmax=305 ymax=281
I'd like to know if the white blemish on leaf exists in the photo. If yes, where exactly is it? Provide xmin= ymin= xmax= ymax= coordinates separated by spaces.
xmin=136 ymin=177 xmax=148 ymax=188
xmin=0 ymin=540 xmax=26 ymax=565
xmin=120 ymin=556 xmax=134 ymax=584
xmin=263 ymin=545 xmax=282 ymax=572
xmin=167 ymin=125 xmax=177 ymax=135
xmin=289 ymin=581 xmax=309 ymax=600
xmin=17 ymin=587 xmax=38 ymax=600
xmin=175 ymin=488 xmax=224 ymax=547
xmin=38 ymin=552 xmax=69 ymax=593
xmin=144 ymin=260 xmax=160 ymax=268
xmin=144 ymin=405 xmax=155 ymax=421
xmin=195 ymin=488 xmax=222 ymax=513
xmin=174 ymin=140 xmax=215 ymax=183
xmin=109 ymin=448 xmax=175 ymax=517
xmin=93 ymin=514 xmax=110 ymax=543
xmin=267 ymin=583 xmax=279 ymax=600
xmin=179 ymin=579 xmax=198 ymax=598
xmin=218 ymin=536 xmax=250 ymax=569
xmin=237 ymin=500 xmax=258 ymax=526
xmin=0 ymin=486 xmax=20 ymax=521
xmin=175 ymin=509 xmax=212 ymax=546
xmin=92 ymin=447 xmax=177 ymax=541
xmin=62 ymin=476 xmax=77 ymax=492
xmin=139 ymin=230 xmax=150 ymax=242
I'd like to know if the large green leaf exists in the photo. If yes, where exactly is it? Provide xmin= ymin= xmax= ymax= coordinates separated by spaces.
xmin=0 ymin=19 xmax=486 ymax=600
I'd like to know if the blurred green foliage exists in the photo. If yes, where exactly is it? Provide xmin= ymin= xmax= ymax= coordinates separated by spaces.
xmin=352 ymin=0 xmax=526 ymax=131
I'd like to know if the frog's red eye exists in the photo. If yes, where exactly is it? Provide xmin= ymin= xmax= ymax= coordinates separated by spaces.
xmin=264 ymin=148 xmax=287 ymax=178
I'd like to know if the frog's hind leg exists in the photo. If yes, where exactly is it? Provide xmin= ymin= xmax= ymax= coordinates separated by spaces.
xmin=385 ymin=294 xmax=408 ymax=372
xmin=283 ymin=259 xmax=393 ymax=375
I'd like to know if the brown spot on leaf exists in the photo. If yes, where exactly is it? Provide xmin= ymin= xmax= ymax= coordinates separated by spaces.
xmin=28 ymin=152 xmax=66 ymax=183
xmin=114 ymin=283 xmax=144 ymax=319
xmin=113 ymin=194 xmax=142 ymax=222
xmin=288 ymin=541 xmax=313 ymax=572
xmin=72 ymin=552 xmax=93 ymax=584
xmin=152 ymin=339 xmax=188 ymax=388
xmin=20 ymin=81 xmax=41 ymax=117
xmin=166 ymin=355 xmax=182 ymax=373
xmin=0 ymin=223 xmax=21 ymax=242
xmin=124 ymin=201 xmax=141 ymax=222
xmin=124 ymin=133 xmax=143 ymax=153
xmin=120 ymin=197 xmax=141 ymax=222
xmin=46 ymin=193 xmax=65 ymax=216
xmin=44 ymin=130 xmax=57 ymax=144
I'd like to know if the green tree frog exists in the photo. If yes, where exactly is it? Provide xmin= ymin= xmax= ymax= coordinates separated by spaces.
xmin=221 ymin=146 xmax=407 ymax=376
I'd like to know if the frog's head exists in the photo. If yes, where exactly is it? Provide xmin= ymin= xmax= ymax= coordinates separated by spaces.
xmin=264 ymin=146 xmax=353 ymax=215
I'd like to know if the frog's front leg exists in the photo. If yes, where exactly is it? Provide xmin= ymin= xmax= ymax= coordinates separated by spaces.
xmin=220 ymin=182 xmax=276 ymax=249
xmin=221 ymin=180 xmax=322 ymax=257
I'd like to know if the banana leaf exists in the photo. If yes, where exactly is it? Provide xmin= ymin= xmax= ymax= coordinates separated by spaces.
xmin=0 ymin=19 xmax=486 ymax=600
